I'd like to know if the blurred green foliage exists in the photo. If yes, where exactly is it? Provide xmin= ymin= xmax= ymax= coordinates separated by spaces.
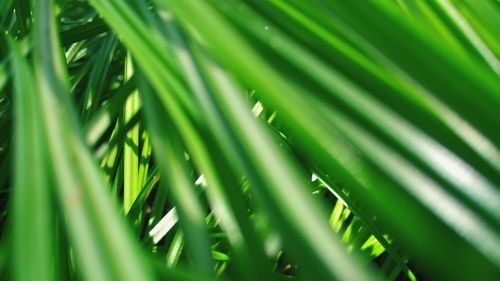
xmin=0 ymin=0 xmax=499 ymax=280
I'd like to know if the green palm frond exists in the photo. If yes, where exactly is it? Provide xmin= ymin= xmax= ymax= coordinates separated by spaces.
xmin=1 ymin=1 xmax=499 ymax=281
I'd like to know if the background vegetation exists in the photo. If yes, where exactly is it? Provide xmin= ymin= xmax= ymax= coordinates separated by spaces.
xmin=0 ymin=0 xmax=499 ymax=280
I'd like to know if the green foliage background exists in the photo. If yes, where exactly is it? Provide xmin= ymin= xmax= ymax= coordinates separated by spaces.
xmin=0 ymin=0 xmax=499 ymax=280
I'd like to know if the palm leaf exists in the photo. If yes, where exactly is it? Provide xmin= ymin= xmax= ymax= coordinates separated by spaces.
xmin=1 ymin=1 xmax=499 ymax=281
